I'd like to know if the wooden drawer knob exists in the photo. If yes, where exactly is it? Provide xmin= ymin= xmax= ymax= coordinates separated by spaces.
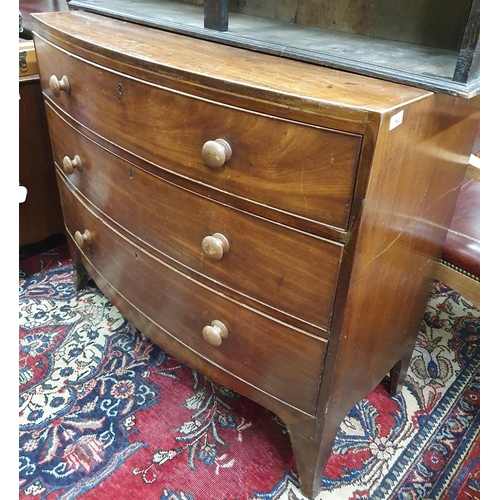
xmin=62 ymin=155 xmax=83 ymax=175
xmin=202 ymin=139 xmax=232 ymax=169
xmin=75 ymin=229 xmax=91 ymax=247
xmin=201 ymin=233 xmax=229 ymax=260
xmin=202 ymin=320 xmax=228 ymax=347
xmin=49 ymin=75 xmax=71 ymax=97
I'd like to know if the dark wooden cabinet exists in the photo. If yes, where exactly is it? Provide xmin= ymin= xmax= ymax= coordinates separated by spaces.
xmin=19 ymin=0 xmax=68 ymax=38
xmin=19 ymin=39 xmax=65 ymax=247
xmin=32 ymin=10 xmax=479 ymax=499
xmin=19 ymin=0 xmax=70 ymax=247
xmin=67 ymin=0 xmax=480 ymax=98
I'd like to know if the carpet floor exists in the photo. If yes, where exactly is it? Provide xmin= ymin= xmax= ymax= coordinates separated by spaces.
xmin=19 ymin=241 xmax=479 ymax=499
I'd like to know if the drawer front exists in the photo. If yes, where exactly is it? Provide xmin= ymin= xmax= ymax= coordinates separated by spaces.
xmin=58 ymin=175 xmax=326 ymax=414
xmin=35 ymin=36 xmax=362 ymax=230
xmin=47 ymin=105 xmax=343 ymax=331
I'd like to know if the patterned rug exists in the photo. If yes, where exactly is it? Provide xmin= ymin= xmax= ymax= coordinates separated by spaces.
xmin=19 ymin=243 xmax=480 ymax=500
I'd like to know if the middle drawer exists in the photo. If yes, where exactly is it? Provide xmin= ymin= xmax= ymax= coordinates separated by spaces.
xmin=47 ymin=105 xmax=343 ymax=333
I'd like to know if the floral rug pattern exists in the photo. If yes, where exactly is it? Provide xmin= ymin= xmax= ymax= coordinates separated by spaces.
xmin=19 ymin=249 xmax=479 ymax=500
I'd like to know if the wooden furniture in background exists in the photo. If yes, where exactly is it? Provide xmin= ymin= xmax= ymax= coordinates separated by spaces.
xmin=32 ymin=11 xmax=479 ymax=499
xmin=19 ymin=38 xmax=65 ymax=247
xmin=19 ymin=0 xmax=69 ymax=247
xmin=19 ymin=0 xmax=68 ymax=39
xmin=67 ymin=0 xmax=480 ymax=97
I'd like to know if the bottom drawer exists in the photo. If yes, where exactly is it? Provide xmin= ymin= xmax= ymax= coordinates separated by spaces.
xmin=58 ymin=174 xmax=327 ymax=414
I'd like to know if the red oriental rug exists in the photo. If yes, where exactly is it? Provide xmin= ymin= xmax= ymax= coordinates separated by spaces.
xmin=19 ymin=242 xmax=480 ymax=500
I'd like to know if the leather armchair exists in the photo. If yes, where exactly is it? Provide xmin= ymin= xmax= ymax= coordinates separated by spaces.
xmin=435 ymin=155 xmax=480 ymax=307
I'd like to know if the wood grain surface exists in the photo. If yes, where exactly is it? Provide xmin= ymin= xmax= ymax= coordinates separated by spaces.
xmin=31 ymin=11 xmax=480 ymax=499
xmin=34 ymin=35 xmax=363 ymax=231
xmin=46 ymin=103 xmax=343 ymax=332
xmin=59 ymin=175 xmax=327 ymax=415
xmin=31 ymin=10 xmax=431 ymax=127
xmin=19 ymin=77 xmax=64 ymax=246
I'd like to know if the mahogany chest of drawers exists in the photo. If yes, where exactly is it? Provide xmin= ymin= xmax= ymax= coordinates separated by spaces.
xmin=32 ymin=11 xmax=479 ymax=499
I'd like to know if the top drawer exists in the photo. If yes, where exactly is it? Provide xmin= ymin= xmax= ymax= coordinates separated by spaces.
xmin=34 ymin=36 xmax=362 ymax=231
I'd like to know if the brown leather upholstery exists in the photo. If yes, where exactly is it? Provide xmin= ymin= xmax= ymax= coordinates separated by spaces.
xmin=441 ymin=175 xmax=480 ymax=280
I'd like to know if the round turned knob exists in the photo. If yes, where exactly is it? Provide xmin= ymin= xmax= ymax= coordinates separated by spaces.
xmin=62 ymin=155 xmax=83 ymax=175
xmin=49 ymin=75 xmax=71 ymax=97
xmin=201 ymin=233 xmax=229 ymax=260
xmin=74 ymin=229 xmax=91 ymax=248
xmin=201 ymin=139 xmax=232 ymax=169
xmin=202 ymin=320 xmax=229 ymax=347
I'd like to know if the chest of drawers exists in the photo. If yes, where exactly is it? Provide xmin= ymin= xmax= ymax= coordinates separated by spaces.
xmin=32 ymin=11 xmax=479 ymax=499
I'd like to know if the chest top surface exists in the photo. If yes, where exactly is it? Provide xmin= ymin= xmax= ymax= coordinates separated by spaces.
xmin=31 ymin=11 xmax=431 ymax=122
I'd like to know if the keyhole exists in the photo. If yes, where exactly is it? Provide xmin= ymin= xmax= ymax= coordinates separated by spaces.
xmin=118 ymin=83 xmax=123 ymax=96
xmin=129 ymin=170 xmax=133 ymax=180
